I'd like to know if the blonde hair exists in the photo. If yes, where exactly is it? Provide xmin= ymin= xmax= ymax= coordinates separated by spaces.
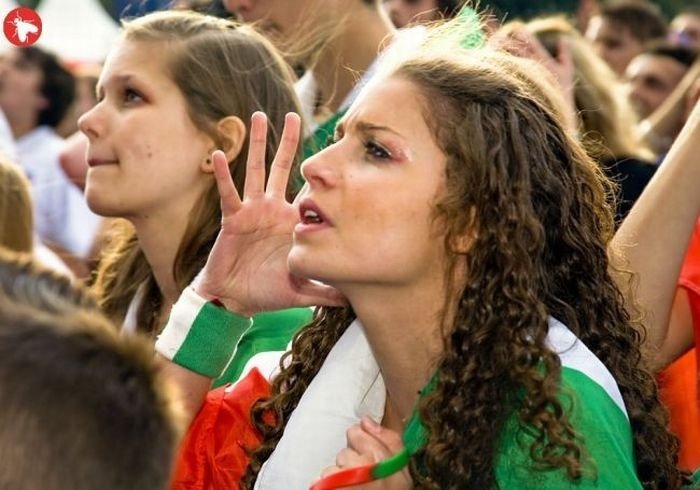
xmin=91 ymin=11 xmax=301 ymax=334
xmin=0 ymin=159 xmax=33 ymax=254
xmin=524 ymin=17 xmax=654 ymax=160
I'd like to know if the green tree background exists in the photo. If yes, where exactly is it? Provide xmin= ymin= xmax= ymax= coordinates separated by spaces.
xmin=486 ymin=0 xmax=698 ymax=20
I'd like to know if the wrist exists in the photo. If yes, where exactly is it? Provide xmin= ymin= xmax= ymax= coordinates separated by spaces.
xmin=155 ymin=287 xmax=253 ymax=378
xmin=192 ymin=272 xmax=256 ymax=317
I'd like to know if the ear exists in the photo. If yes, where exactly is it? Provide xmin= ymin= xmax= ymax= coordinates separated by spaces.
xmin=199 ymin=115 xmax=246 ymax=174
xmin=450 ymin=208 xmax=478 ymax=255
xmin=217 ymin=115 xmax=247 ymax=162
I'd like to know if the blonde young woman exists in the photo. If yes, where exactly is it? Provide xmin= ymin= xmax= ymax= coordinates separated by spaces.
xmin=80 ymin=11 xmax=312 ymax=384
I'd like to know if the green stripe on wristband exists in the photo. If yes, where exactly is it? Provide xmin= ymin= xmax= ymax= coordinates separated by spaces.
xmin=170 ymin=301 xmax=252 ymax=379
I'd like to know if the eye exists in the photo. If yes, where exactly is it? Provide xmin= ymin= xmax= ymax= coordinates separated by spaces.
xmin=365 ymin=139 xmax=391 ymax=160
xmin=124 ymin=87 xmax=144 ymax=105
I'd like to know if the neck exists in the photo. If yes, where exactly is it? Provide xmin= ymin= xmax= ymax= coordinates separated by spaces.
xmin=312 ymin=6 xmax=394 ymax=114
xmin=345 ymin=279 xmax=448 ymax=423
xmin=10 ymin=116 xmax=39 ymax=139
xmin=130 ymin=206 xmax=193 ymax=310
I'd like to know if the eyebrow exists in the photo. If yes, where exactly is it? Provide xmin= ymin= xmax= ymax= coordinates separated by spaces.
xmin=96 ymin=74 xmax=134 ymax=98
xmin=336 ymin=119 xmax=405 ymax=140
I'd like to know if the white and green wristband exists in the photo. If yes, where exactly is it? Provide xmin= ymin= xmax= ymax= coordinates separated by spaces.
xmin=155 ymin=287 xmax=253 ymax=379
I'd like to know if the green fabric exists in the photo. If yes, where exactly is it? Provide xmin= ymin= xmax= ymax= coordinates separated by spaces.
xmin=212 ymin=307 xmax=313 ymax=387
xmin=402 ymin=367 xmax=640 ymax=488
xmin=171 ymin=301 xmax=252 ymax=379
xmin=495 ymin=367 xmax=640 ymax=489
xmin=301 ymin=110 xmax=347 ymax=161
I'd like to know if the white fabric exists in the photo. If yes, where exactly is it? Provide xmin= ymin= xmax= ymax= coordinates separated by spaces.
xmin=294 ymin=28 xmax=427 ymax=138
xmin=254 ymin=317 xmax=625 ymax=489
xmin=546 ymin=317 xmax=628 ymax=418
xmin=122 ymin=282 xmax=147 ymax=334
xmin=17 ymin=126 xmax=102 ymax=258
xmin=154 ymin=287 xmax=210 ymax=357
xmin=254 ymin=320 xmax=386 ymax=490
xmin=0 ymin=109 xmax=18 ymax=164
xmin=33 ymin=241 xmax=72 ymax=277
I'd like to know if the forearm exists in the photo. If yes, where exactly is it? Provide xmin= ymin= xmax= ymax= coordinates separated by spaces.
xmin=612 ymin=106 xmax=700 ymax=350
xmin=157 ymin=354 xmax=212 ymax=427
xmin=155 ymin=287 xmax=253 ymax=425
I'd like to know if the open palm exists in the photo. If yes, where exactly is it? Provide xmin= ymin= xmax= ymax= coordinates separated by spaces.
xmin=194 ymin=112 xmax=345 ymax=316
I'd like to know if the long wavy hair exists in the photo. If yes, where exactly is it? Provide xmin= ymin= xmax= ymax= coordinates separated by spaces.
xmin=90 ymin=11 xmax=300 ymax=335
xmin=522 ymin=16 xmax=654 ymax=161
xmin=243 ymin=49 xmax=681 ymax=488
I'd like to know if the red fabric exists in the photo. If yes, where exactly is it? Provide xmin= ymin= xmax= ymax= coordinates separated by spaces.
xmin=170 ymin=368 xmax=271 ymax=490
xmin=659 ymin=220 xmax=700 ymax=471
xmin=679 ymin=220 xmax=700 ymax=350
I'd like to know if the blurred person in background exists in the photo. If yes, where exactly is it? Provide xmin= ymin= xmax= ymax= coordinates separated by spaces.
xmin=0 ymin=46 xmax=102 ymax=277
xmin=585 ymin=0 xmax=667 ymax=76
xmin=382 ymin=0 xmax=464 ymax=28
xmin=670 ymin=7 xmax=700 ymax=49
xmin=626 ymin=42 xmax=698 ymax=121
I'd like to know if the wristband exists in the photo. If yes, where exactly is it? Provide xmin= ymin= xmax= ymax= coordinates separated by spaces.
xmin=155 ymin=287 xmax=253 ymax=378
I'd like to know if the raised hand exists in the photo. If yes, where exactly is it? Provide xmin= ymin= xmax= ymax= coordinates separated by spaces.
xmin=194 ymin=112 xmax=345 ymax=316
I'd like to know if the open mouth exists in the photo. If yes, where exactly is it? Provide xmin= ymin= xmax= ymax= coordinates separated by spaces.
xmin=298 ymin=198 xmax=331 ymax=227
xmin=302 ymin=208 xmax=323 ymax=225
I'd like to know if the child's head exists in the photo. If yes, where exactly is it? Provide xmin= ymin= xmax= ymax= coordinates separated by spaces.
xmin=0 ymin=252 xmax=182 ymax=490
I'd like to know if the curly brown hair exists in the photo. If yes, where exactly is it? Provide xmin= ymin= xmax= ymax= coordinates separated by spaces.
xmin=243 ymin=50 xmax=682 ymax=488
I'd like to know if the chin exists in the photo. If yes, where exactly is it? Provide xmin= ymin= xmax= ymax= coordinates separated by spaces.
xmin=288 ymin=247 xmax=336 ymax=284
xmin=85 ymin=191 xmax=120 ymax=218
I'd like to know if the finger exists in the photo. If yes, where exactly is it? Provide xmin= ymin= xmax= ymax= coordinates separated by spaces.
xmin=244 ymin=112 xmax=268 ymax=199
xmin=320 ymin=465 xmax=341 ymax=478
xmin=290 ymin=276 xmax=348 ymax=307
xmin=556 ymin=39 xmax=573 ymax=70
xmin=212 ymin=150 xmax=242 ymax=216
xmin=267 ymin=112 xmax=301 ymax=199
xmin=360 ymin=416 xmax=405 ymax=454
xmin=336 ymin=447 xmax=369 ymax=468
xmin=346 ymin=422 xmax=393 ymax=462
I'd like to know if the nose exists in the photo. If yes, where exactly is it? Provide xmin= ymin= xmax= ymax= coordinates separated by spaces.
xmin=222 ymin=0 xmax=252 ymax=16
xmin=300 ymin=147 xmax=338 ymax=189
xmin=77 ymin=103 xmax=104 ymax=141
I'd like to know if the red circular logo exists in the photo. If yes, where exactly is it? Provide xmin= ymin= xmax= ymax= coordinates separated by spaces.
xmin=3 ymin=7 xmax=42 ymax=47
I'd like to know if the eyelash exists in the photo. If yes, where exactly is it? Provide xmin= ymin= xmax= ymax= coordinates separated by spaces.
xmin=364 ymin=139 xmax=391 ymax=160
xmin=323 ymin=134 xmax=392 ymax=161
xmin=123 ymin=87 xmax=144 ymax=105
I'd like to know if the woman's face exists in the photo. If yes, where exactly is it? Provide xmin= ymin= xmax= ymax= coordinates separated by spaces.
xmin=289 ymin=76 xmax=450 ymax=290
xmin=78 ymin=39 xmax=214 ymax=220
xmin=223 ymin=0 xmax=321 ymax=41
xmin=383 ymin=0 xmax=439 ymax=28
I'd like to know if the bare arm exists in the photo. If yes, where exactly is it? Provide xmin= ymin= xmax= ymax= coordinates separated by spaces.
xmin=612 ymin=102 xmax=700 ymax=356
xmin=655 ymin=288 xmax=695 ymax=369
xmin=157 ymin=354 xmax=212 ymax=427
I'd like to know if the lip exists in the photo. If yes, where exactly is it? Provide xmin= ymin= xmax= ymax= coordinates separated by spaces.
xmin=87 ymin=158 xmax=118 ymax=168
xmin=295 ymin=197 xmax=332 ymax=234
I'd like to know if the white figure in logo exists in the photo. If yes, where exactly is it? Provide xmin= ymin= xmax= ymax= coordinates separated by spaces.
xmin=8 ymin=14 xmax=38 ymax=43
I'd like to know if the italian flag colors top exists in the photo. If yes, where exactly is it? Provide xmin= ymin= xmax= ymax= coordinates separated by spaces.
xmin=158 ymin=289 xmax=644 ymax=489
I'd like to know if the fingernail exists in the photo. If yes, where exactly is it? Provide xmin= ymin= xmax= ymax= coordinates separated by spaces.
xmin=363 ymin=416 xmax=381 ymax=434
